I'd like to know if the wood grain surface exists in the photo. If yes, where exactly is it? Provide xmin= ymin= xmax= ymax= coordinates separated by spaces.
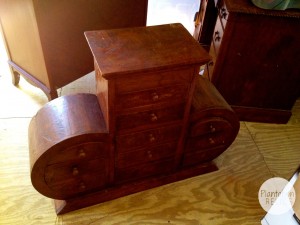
xmin=1 ymin=73 xmax=300 ymax=224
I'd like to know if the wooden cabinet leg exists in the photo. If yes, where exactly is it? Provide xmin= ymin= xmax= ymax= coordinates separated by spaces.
xmin=47 ymin=89 xmax=58 ymax=101
xmin=11 ymin=70 xmax=20 ymax=86
xmin=8 ymin=60 xmax=58 ymax=101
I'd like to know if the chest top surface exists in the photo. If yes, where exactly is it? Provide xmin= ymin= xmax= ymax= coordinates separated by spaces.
xmin=85 ymin=23 xmax=210 ymax=79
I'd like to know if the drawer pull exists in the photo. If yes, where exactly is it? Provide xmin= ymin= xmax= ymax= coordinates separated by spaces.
xmin=210 ymin=125 xmax=216 ymax=133
xmin=79 ymin=182 xmax=86 ymax=190
xmin=151 ymin=92 xmax=159 ymax=101
xmin=78 ymin=149 xmax=86 ymax=158
xmin=209 ymin=138 xmax=215 ymax=144
xmin=147 ymin=150 xmax=153 ymax=159
xmin=150 ymin=113 xmax=158 ymax=122
xmin=72 ymin=167 xmax=79 ymax=176
xmin=149 ymin=133 xmax=156 ymax=142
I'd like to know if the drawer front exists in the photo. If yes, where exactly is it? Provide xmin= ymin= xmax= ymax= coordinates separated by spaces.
xmin=116 ymin=125 xmax=181 ymax=151
xmin=116 ymin=84 xmax=188 ymax=110
xmin=189 ymin=118 xmax=232 ymax=138
xmin=46 ymin=170 xmax=108 ymax=197
xmin=115 ymin=67 xmax=194 ymax=94
xmin=116 ymin=104 xmax=185 ymax=132
xmin=116 ymin=142 xmax=177 ymax=168
xmin=186 ymin=117 xmax=233 ymax=152
xmin=185 ymin=132 xmax=226 ymax=152
xmin=48 ymin=142 xmax=107 ymax=165
xmin=212 ymin=17 xmax=223 ymax=56
xmin=45 ymin=158 xmax=107 ymax=185
xmin=115 ymin=159 xmax=174 ymax=183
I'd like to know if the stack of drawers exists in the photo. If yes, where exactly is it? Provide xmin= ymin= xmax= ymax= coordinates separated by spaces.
xmin=85 ymin=24 xmax=211 ymax=184
xmin=183 ymin=76 xmax=239 ymax=167
xmin=44 ymin=142 xmax=109 ymax=199
xmin=114 ymin=68 xmax=193 ymax=182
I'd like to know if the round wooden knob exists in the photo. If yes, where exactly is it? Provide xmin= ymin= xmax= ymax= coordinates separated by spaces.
xmin=147 ymin=150 xmax=153 ymax=158
xmin=150 ymin=113 xmax=158 ymax=122
xmin=151 ymin=92 xmax=159 ymax=101
xmin=78 ymin=149 xmax=86 ymax=158
xmin=209 ymin=138 xmax=215 ymax=144
xmin=72 ymin=167 xmax=79 ymax=176
xmin=210 ymin=124 xmax=216 ymax=133
xmin=79 ymin=182 xmax=86 ymax=190
xmin=149 ymin=133 xmax=156 ymax=142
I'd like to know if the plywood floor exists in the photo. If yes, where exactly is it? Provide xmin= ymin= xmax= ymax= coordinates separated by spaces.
xmin=0 ymin=72 xmax=300 ymax=225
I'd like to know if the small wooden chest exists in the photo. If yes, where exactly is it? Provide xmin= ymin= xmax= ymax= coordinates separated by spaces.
xmin=29 ymin=24 xmax=239 ymax=214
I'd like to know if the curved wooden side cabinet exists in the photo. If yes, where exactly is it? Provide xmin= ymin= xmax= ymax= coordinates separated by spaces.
xmin=28 ymin=24 xmax=240 ymax=214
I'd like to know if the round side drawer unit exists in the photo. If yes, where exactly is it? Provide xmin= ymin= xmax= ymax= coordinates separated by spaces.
xmin=31 ymin=141 xmax=109 ymax=200
xmin=28 ymin=93 xmax=109 ymax=200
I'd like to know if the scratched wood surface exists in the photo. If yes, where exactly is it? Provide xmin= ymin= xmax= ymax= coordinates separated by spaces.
xmin=0 ymin=72 xmax=300 ymax=225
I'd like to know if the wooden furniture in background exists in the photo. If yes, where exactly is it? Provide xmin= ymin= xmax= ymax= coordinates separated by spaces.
xmin=198 ymin=0 xmax=300 ymax=123
xmin=0 ymin=0 xmax=148 ymax=100
xmin=195 ymin=0 xmax=218 ymax=51
xmin=28 ymin=24 xmax=239 ymax=214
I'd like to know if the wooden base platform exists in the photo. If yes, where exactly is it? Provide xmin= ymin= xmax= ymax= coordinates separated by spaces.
xmin=54 ymin=162 xmax=217 ymax=214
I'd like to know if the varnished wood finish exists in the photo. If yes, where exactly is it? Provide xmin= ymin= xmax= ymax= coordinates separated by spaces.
xmin=1 ymin=70 xmax=300 ymax=224
xmin=29 ymin=24 xmax=240 ymax=214
xmin=200 ymin=0 xmax=300 ymax=123
xmin=85 ymin=25 xmax=210 ymax=78
xmin=29 ymin=94 xmax=109 ymax=200
xmin=184 ymin=76 xmax=240 ymax=166
xmin=0 ymin=0 xmax=148 ymax=100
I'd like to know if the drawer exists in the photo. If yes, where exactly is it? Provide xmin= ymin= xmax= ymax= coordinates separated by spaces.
xmin=185 ymin=132 xmax=226 ymax=152
xmin=183 ymin=146 xmax=225 ymax=166
xmin=116 ymin=125 xmax=181 ymax=151
xmin=45 ymin=158 xmax=108 ymax=186
xmin=45 ymin=170 xmax=108 ymax=198
xmin=212 ymin=17 xmax=223 ymax=56
xmin=116 ymin=84 xmax=189 ymax=110
xmin=115 ymin=67 xmax=194 ymax=94
xmin=116 ymin=142 xmax=177 ymax=168
xmin=218 ymin=0 xmax=228 ymax=29
xmin=48 ymin=142 xmax=107 ymax=165
xmin=189 ymin=117 xmax=232 ymax=138
xmin=185 ymin=117 xmax=234 ymax=152
xmin=116 ymin=104 xmax=185 ymax=132
xmin=115 ymin=159 xmax=174 ymax=183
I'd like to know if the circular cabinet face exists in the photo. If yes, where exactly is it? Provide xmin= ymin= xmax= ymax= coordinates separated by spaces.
xmin=183 ymin=116 xmax=237 ymax=166
xmin=31 ymin=142 xmax=109 ymax=200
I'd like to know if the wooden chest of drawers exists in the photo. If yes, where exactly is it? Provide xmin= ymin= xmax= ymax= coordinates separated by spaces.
xmin=29 ymin=24 xmax=240 ymax=214
xmin=87 ymin=24 xmax=207 ymax=185
xmin=200 ymin=0 xmax=300 ymax=123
